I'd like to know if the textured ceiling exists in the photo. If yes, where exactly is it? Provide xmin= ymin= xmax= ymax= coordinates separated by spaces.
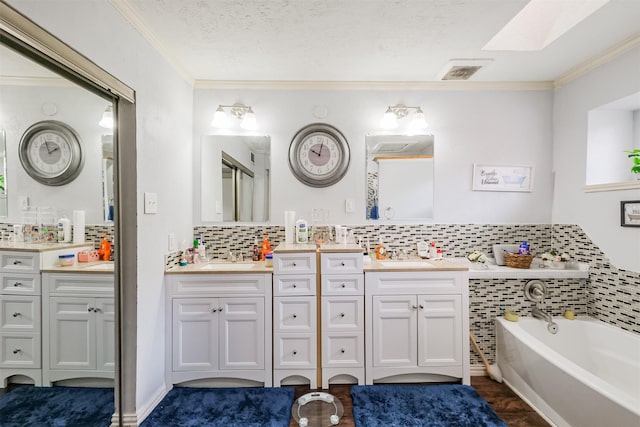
xmin=121 ymin=0 xmax=640 ymax=83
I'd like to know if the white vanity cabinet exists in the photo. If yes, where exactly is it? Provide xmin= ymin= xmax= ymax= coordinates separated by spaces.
xmin=320 ymin=250 xmax=364 ymax=388
xmin=273 ymin=248 xmax=317 ymax=388
xmin=364 ymin=270 xmax=470 ymax=385
xmin=41 ymin=272 xmax=114 ymax=385
xmin=166 ymin=273 xmax=272 ymax=386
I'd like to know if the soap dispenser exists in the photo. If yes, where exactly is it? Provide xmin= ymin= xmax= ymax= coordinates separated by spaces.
xmin=261 ymin=233 xmax=272 ymax=261
xmin=98 ymin=234 xmax=111 ymax=261
xmin=375 ymin=238 xmax=387 ymax=260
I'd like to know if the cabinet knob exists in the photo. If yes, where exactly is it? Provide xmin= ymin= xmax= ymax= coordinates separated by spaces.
xmin=88 ymin=307 xmax=94 ymax=312
xmin=292 ymin=350 xmax=297 ymax=356
xmin=218 ymin=307 xmax=223 ymax=312
xmin=13 ymin=282 xmax=22 ymax=287
xmin=292 ymin=262 xmax=297 ymax=267
xmin=211 ymin=308 xmax=218 ymax=312
xmin=340 ymin=313 xmax=345 ymax=318
xmin=340 ymin=283 xmax=346 ymax=288
xmin=292 ymin=283 xmax=297 ymax=288
xmin=12 ymin=312 xmax=21 ymax=317
xmin=94 ymin=307 xmax=102 ymax=313
xmin=340 ymin=348 xmax=346 ymax=354
xmin=13 ymin=260 xmax=21 ymax=265
xmin=13 ymin=348 xmax=21 ymax=354
xmin=412 ymin=305 xmax=418 ymax=310
xmin=292 ymin=313 xmax=297 ymax=319
xmin=419 ymin=304 xmax=424 ymax=310
xmin=341 ymin=262 xmax=345 ymax=266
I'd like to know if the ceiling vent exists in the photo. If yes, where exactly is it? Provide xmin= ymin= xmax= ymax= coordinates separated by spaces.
xmin=436 ymin=59 xmax=493 ymax=81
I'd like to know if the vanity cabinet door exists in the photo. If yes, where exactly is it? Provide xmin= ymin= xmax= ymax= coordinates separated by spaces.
xmin=219 ymin=297 xmax=264 ymax=371
xmin=417 ymin=294 xmax=462 ymax=367
xmin=173 ymin=298 xmax=219 ymax=371
xmin=49 ymin=297 xmax=95 ymax=370
xmin=95 ymin=298 xmax=115 ymax=372
xmin=371 ymin=295 xmax=417 ymax=367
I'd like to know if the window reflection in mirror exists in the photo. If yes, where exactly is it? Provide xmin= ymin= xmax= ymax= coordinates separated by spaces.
xmin=0 ymin=130 xmax=6 ymax=218
xmin=201 ymin=135 xmax=270 ymax=222
xmin=366 ymin=134 xmax=434 ymax=221
xmin=586 ymin=91 xmax=640 ymax=185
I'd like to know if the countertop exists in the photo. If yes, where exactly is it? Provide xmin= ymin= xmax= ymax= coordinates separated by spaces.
xmin=273 ymin=243 xmax=364 ymax=253
xmin=450 ymin=257 xmax=589 ymax=279
xmin=41 ymin=261 xmax=114 ymax=274
xmin=0 ymin=242 xmax=93 ymax=252
xmin=166 ymin=260 xmax=272 ymax=274
xmin=364 ymin=257 xmax=468 ymax=272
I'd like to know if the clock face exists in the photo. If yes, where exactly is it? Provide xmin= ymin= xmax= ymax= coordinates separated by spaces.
xmin=19 ymin=120 xmax=84 ymax=186
xmin=289 ymin=123 xmax=350 ymax=187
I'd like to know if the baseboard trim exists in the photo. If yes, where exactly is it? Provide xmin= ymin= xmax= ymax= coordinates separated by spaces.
xmin=470 ymin=364 xmax=487 ymax=377
xmin=135 ymin=383 xmax=172 ymax=425
xmin=111 ymin=412 xmax=138 ymax=427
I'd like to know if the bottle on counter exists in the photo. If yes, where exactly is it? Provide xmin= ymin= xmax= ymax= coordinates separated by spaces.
xmin=375 ymin=237 xmax=387 ymax=260
xmin=261 ymin=233 xmax=272 ymax=261
xmin=252 ymin=237 xmax=260 ymax=261
xmin=429 ymin=241 xmax=437 ymax=259
xmin=98 ymin=234 xmax=111 ymax=261
xmin=518 ymin=241 xmax=530 ymax=255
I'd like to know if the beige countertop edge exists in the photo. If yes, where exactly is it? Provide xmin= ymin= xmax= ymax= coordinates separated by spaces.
xmin=0 ymin=242 xmax=94 ymax=252
xmin=41 ymin=261 xmax=114 ymax=273
xmin=364 ymin=261 xmax=469 ymax=272
xmin=273 ymin=243 xmax=364 ymax=253
xmin=166 ymin=262 xmax=272 ymax=274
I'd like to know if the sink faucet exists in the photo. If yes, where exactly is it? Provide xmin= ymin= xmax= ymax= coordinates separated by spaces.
xmin=532 ymin=306 xmax=552 ymax=323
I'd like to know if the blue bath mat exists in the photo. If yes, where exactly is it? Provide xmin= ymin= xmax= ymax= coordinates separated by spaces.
xmin=140 ymin=386 xmax=294 ymax=427
xmin=351 ymin=384 xmax=508 ymax=427
xmin=0 ymin=386 xmax=114 ymax=427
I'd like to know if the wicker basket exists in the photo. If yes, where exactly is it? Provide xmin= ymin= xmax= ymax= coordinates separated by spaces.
xmin=503 ymin=253 xmax=534 ymax=269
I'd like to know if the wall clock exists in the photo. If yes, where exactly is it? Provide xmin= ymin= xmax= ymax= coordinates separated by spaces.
xmin=19 ymin=120 xmax=84 ymax=186
xmin=288 ymin=123 xmax=350 ymax=188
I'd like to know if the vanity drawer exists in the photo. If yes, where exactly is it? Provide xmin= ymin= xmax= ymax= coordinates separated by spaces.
xmin=273 ymin=274 xmax=316 ymax=296
xmin=0 ymin=252 xmax=39 ymax=274
xmin=43 ymin=273 xmax=114 ymax=297
xmin=365 ymin=271 xmax=463 ymax=295
xmin=321 ymin=253 xmax=363 ymax=275
xmin=0 ymin=332 xmax=41 ymax=368
xmin=1 ymin=296 xmax=41 ymax=332
xmin=273 ymin=252 xmax=316 ymax=275
xmin=168 ymin=274 xmax=267 ymax=296
xmin=322 ymin=333 xmax=363 ymax=367
xmin=1 ymin=273 xmax=41 ymax=295
xmin=321 ymin=274 xmax=363 ymax=295
xmin=274 ymin=297 xmax=316 ymax=333
xmin=321 ymin=296 xmax=363 ymax=331
xmin=274 ymin=334 xmax=316 ymax=369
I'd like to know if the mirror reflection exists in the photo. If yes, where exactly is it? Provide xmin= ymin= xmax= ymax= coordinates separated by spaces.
xmin=366 ymin=134 xmax=434 ymax=221
xmin=201 ymin=135 xmax=270 ymax=222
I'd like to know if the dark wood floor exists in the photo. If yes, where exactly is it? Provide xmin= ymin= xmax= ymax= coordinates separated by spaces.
xmin=289 ymin=376 xmax=550 ymax=427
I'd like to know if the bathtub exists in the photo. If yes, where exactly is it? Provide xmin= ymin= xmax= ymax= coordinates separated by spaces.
xmin=496 ymin=316 xmax=640 ymax=427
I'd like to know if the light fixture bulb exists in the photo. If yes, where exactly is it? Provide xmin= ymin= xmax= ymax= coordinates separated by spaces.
xmin=381 ymin=107 xmax=398 ymax=129
xmin=240 ymin=108 xmax=258 ymax=130
xmin=99 ymin=105 xmax=114 ymax=129
xmin=211 ymin=105 xmax=230 ymax=128
xmin=409 ymin=108 xmax=429 ymax=130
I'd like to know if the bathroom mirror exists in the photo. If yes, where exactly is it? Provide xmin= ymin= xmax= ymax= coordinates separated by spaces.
xmin=366 ymin=134 xmax=434 ymax=221
xmin=201 ymin=135 xmax=270 ymax=222
xmin=0 ymin=130 xmax=7 ymax=218
xmin=0 ymin=44 xmax=113 ymax=224
xmin=586 ymin=91 xmax=640 ymax=187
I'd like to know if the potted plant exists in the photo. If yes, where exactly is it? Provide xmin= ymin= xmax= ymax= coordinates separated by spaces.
xmin=625 ymin=149 xmax=640 ymax=179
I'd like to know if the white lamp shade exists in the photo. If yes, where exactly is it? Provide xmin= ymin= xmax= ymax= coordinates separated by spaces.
xmin=381 ymin=108 xmax=398 ymax=129
xmin=211 ymin=106 xmax=230 ymax=128
xmin=240 ymin=109 xmax=258 ymax=130
xmin=409 ymin=110 xmax=428 ymax=130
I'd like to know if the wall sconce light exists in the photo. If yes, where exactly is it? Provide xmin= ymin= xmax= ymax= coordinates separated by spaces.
xmin=98 ymin=105 xmax=114 ymax=129
xmin=381 ymin=104 xmax=428 ymax=131
xmin=211 ymin=103 xmax=258 ymax=130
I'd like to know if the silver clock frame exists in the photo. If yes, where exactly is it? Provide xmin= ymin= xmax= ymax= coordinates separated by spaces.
xmin=288 ymin=122 xmax=350 ymax=188
xmin=19 ymin=120 xmax=84 ymax=186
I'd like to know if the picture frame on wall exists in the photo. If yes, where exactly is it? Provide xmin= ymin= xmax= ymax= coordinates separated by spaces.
xmin=472 ymin=164 xmax=533 ymax=192
xmin=620 ymin=200 xmax=640 ymax=227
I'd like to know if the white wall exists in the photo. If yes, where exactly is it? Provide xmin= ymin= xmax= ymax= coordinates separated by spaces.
xmin=0 ymin=85 xmax=109 ymax=224
xmin=553 ymin=46 xmax=640 ymax=272
xmin=193 ymin=89 xmax=554 ymax=226
xmin=7 ymin=0 xmax=195 ymax=419
xmin=586 ymin=110 xmax=634 ymax=184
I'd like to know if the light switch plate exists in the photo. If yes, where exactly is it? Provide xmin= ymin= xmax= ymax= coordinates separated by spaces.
xmin=144 ymin=192 xmax=158 ymax=214
xmin=345 ymin=198 xmax=354 ymax=213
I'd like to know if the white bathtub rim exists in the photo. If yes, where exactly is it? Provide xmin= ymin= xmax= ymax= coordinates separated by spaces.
xmin=496 ymin=316 xmax=640 ymax=418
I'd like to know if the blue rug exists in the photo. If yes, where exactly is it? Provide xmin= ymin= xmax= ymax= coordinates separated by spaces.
xmin=0 ymin=386 xmax=114 ymax=427
xmin=351 ymin=384 xmax=508 ymax=427
xmin=141 ymin=386 xmax=294 ymax=427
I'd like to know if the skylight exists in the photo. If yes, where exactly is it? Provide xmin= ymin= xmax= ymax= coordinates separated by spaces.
xmin=483 ymin=0 xmax=611 ymax=51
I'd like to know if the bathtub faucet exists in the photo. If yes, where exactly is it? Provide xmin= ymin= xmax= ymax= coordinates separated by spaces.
xmin=532 ymin=306 xmax=553 ymax=323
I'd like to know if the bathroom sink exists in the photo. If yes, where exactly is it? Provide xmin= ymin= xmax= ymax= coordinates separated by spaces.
xmin=83 ymin=263 xmax=114 ymax=271
xmin=200 ymin=262 xmax=257 ymax=270
xmin=379 ymin=261 xmax=433 ymax=268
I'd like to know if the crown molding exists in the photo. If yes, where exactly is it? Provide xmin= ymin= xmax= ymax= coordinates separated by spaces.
xmin=554 ymin=33 xmax=640 ymax=88
xmin=108 ymin=0 xmax=194 ymax=86
xmin=193 ymin=79 xmax=553 ymax=91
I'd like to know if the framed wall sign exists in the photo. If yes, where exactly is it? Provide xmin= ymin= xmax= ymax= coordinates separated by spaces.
xmin=472 ymin=164 xmax=533 ymax=192
xmin=620 ymin=200 xmax=640 ymax=227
